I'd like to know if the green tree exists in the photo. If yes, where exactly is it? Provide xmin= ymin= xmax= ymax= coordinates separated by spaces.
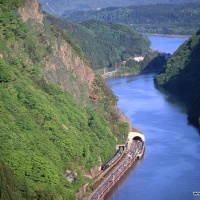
xmin=0 ymin=59 xmax=11 ymax=82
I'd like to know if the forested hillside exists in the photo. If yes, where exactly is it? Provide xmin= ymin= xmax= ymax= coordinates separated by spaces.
xmin=64 ymin=3 xmax=200 ymax=35
xmin=38 ymin=0 xmax=200 ymax=16
xmin=0 ymin=0 xmax=129 ymax=199
xmin=155 ymin=30 xmax=200 ymax=128
xmin=47 ymin=16 xmax=151 ymax=71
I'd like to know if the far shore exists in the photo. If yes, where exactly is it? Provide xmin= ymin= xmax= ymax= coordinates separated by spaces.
xmin=142 ymin=33 xmax=191 ymax=38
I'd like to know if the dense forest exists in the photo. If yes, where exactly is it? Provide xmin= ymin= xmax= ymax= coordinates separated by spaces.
xmin=155 ymin=30 xmax=200 ymax=128
xmin=47 ymin=16 xmax=151 ymax=71
xmin=38 ymin=0 xmax=200 ymax=16
xmin=63 ymin=3 xmax=200 ymax=35
xmin=0 ymin=0 xmax=130 ymax=199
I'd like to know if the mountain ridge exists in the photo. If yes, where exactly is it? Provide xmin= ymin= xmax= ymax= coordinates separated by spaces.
xmin=63 ymin=3 xmax=200 ymax=36
xmin=38 ymin=0 xmax=200 ymax=16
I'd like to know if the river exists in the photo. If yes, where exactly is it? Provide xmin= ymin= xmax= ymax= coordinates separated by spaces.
xmin=105 ymin=36 xmax=200 ymax=200
xmin=147 ymin=35 xmax=188 ymax=54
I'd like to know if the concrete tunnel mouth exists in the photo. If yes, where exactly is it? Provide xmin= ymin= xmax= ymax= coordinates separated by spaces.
xmin=128 ymin=132 xmax=145 ymax=159
xmin=128 ymin=132 xmax=145 ymax=142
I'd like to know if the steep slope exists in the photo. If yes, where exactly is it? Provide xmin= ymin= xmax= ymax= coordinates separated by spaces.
xmin=18 ymin=0 xmax=94 ymax=104
xmin=0 ymin=0 xmax=130 ymax=199
xmin=154 ymin=30 xmax=200 ymax=127
xmin=46 ymin=16 xmax=151 ymax=71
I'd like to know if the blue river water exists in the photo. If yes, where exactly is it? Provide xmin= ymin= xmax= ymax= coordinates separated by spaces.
xmin=105 ymin=36 xmax=200 ymax=200
xmin=147 ymin=35 xmax=188 ymax=54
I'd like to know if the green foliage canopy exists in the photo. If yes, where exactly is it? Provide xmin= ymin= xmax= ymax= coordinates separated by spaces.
xmin=155 ymin=30 xmax=200 ymax=127
xmin=64 ymin=3 xmax=200 ymax=35
xmin=47 ymin=16 xmax=150 ymax=70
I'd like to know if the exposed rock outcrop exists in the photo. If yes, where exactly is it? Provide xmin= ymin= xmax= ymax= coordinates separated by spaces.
xmin=42 ymin=41 xmax=95 ymax=103
xmin=18 ymin=0 xmax=43 ymax=24
xmin=18 ymin=0 xmax=95 ymax=103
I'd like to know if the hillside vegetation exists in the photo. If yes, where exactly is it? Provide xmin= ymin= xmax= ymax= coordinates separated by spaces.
xmin=46 ymin=16 xmax=151 ymax=71
xmin=0 ymin=0 xmax=129 ymax=199
xmin=38 ymin=0 xmax=200 ymax=16
xmin=155 ymin=30 xmax=200 ymax=127
xmin=64 ymin=3 xmax=200 ymax=35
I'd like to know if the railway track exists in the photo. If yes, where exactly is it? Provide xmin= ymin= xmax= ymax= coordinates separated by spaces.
xmin=89 ymin=140 xmax=144 ymax=200
xmin=92 ymin=152 xmax=127 ymax=190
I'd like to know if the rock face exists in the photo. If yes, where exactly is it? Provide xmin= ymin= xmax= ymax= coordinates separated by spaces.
xmin=43 ymin=40 xmax=95 ymax=103
xmin=18 ymin=0 xmax=95 ymax=103
xmin=19 ymin=0 xmax=43 ymax=24
xmin=54 ymin=42 xmax=94 ymax=88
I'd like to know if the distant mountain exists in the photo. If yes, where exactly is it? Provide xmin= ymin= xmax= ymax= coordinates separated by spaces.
xmin=155 ymin=30 xmax=200 ymax=128
xmin=63 ymin=3 xmax=200 ymax=35
xmin=38 ymin=0 xmax=200 ymax=16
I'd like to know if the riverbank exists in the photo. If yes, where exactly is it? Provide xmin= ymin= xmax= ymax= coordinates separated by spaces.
xmin=143 ymin=33 xmax=191 ymax=38
xmin=102 ymin=70 xmax=139 ymax=79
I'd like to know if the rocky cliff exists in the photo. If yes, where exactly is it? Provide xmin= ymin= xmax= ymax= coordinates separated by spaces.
xmin=42 ymin=36 xmax=95 ymax=103
xmin=18 ymin=0 xmax=95 ymax=104
xmin=19 ymin=0 xmax=43 ymax=24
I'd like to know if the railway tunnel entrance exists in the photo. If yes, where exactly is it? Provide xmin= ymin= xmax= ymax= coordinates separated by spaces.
xmin=127 ymin=132 xmax=145 ymax=159
xmin=128 ymin=131 xmax=145 ymax=142
xmin=133 ymin=136 xmax=142 ymax=142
